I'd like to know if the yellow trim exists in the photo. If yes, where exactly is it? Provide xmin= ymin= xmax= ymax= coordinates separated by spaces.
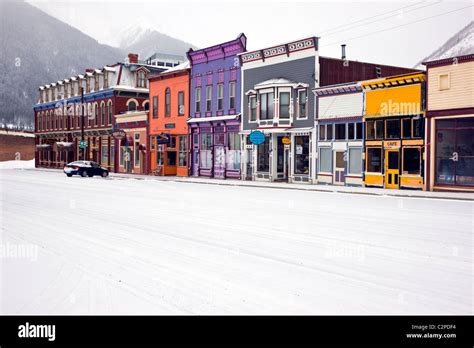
xmin=402 ymin=139 xmax=424 ymax=146
xmin=361 ymin=73 xmax=425 ymax=89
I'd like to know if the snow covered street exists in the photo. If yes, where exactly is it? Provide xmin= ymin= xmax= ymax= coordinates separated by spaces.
xmin=0 ymin=167 xmax=472 ymax=314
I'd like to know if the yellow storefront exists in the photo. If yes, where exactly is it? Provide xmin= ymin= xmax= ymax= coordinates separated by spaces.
xmin=362 ymin=73 xmax=426 ymax=190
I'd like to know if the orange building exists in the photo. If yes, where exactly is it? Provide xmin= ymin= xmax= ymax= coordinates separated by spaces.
xmin=148 ymin=62 xmax=190 ymax=176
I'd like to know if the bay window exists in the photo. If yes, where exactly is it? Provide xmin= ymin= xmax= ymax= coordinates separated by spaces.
xmin=279 ymin=92 xmax=290 ymax=118
xmin=259 ymin=92 xmax=274 ymax=120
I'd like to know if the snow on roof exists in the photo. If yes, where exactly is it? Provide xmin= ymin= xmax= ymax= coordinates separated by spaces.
xmin=255 ymin=78 xmax=309 ymax=88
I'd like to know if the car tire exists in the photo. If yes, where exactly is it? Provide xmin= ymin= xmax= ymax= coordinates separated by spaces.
xmin=80 ymin=171 xmax=87 ymax=177
xmin=87 ymin=172 xmax=94 ymax=177
xmin=101 ymin=171 xmax=109 ymax=178
xmin=66 ymin=173 xmax=73 ymax=177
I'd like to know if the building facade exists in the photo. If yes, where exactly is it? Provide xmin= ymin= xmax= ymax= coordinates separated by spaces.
xmin=240 ymin=37 xmax=319 ymax=183
xmin=34 ymin=54 xmax=165 ymax=172
xmin=423 ymin=54 xmax=474 ymax=192
xmin=149 ymin=62 xmax=190 ymax=177
xmin=313 ymin=82 xmax=364 ymax=186
xmin=361 ymin=73 xmax=426 ymax=190
xmin=187 ymin=34 xmax=247 ymax=179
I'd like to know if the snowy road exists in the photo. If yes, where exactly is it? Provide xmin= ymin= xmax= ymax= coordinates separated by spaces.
xmin=0 ymin=168 xmax=472 ymax=314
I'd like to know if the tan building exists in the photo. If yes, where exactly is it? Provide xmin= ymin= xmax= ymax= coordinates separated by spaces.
xmin=423 ymin=54 xmax=474 ymax=192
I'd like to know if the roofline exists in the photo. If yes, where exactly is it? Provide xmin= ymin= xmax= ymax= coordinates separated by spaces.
xmin=422 ymin=53 xmax=474 ymax=67
xmin=148 ymin=68 xmax=190 ymax=81
xmin=319 ymin=55 xmax=422 ymax=71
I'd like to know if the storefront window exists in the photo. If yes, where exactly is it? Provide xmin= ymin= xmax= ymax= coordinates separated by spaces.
xmin=319 ymin=124 xmax=326 ymax=141
xmin=366 ymin=121 xmax=375 ymax=140
xmin=402 ymin=118 xmax=412 ymax=138
xmin=413 ymin=117 xmax=424 ymax=138
xmin=348 ymin=123 xmax=355 ymax=140
xmin=327 ymin=124 xmax=333 ymax=140
xmin=319 ymin=147 xmax=332 ymax=173
xmin=157 ymin=145 xmax=164 ymax=166
xmin=335 ymin=123 xmax=346 ymax=140
xmin=348 ymin=148 xmax=362 ymax=174
xmin=403 ymin=147 xmax=421 ymax=175
xmin=367 ymin=148 xmax=382 ymax=173
xmin=294 ymin=136 xmax=309 ymax=174
xmin=110 ymin=144 xmax=115 ymax=165
xmin=178 ymin=135 xmax=187 ymax=167
xmin=386 ymin=119 xmax=400 ymax=139
xmin=356 ymin=123 xmax=363 ymax=140
xmin=101 ymin=144 xmax=108 ymax=164
xmin=227 ymin=132 xmax=241 ymax=170
xmin=257 ymin=136 xmax=270 ymax=172
xmin=200 ymin=133 xmax=213 ymax=169
xmin=375 ymin=120 xmax=384 ymax=139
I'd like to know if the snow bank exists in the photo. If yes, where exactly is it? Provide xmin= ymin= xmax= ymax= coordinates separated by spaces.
xmin=0 ymin=159 xmax=35 ymax=169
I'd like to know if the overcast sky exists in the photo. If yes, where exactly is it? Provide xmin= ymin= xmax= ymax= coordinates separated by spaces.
xmin=27 ymin=0 xmax=473 ymax=67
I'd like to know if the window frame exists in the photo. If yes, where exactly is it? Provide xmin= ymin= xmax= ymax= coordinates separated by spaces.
xmin=229 ymin=81 xmax=236 ymax=110
xmin=152 ymin=96 xmax=158 ymax=118
xmin=195 ymin=87 xmax=201 ymax=114
xmin=217 ymin=83 xmax=224 ymax=111
xmin=178 ymin=91 xmax=185 ymax=116
xmin=165 ymin=88 xmax=171 ymax=117
xmin=206 ymin=85 xmax=212 ymax=112
xmin=297 ymin=89 xmax=308 ymax=120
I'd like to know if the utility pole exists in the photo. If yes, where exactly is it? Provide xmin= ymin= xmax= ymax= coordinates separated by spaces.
xmin=80 ymin=87 xmax=85 ymax=160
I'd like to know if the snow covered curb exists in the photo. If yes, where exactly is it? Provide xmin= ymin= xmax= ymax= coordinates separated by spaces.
xmin=23 ymin=167 xmax=474 ymax=201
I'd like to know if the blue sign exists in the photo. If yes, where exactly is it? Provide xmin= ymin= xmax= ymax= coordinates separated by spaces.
xmin=249 ymin=130 xmax=265 ymax=145
xmin=156 ymin=134 xmax=170 ymax=145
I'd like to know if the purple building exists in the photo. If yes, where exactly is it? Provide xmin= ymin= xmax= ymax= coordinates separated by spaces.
xmin=187 ymin=34 xmax=246 ymax=179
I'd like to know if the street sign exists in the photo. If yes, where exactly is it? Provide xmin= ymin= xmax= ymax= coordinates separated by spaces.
xmin=79 ymin=140 xmax=87 ymax=149
xmin=249 ymin=130 xmax=265 ymax=145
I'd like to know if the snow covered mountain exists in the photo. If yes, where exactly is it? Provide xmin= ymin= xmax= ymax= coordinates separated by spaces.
xmin=415 ymin=21 xmax=474 ymax=68
xmin=115 ymin=22 xmax=196 ymax=59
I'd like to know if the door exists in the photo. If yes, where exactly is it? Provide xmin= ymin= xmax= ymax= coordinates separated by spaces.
xmin=245 ymin=148 xmax=253 ymax=180
xmin=385 ymin=149 xmax=400 ymax=189
xmin=192 ymin=149 xmax=199 ymax=176
xmin=276 ymin=135 xmax=288 ymax=180
xmin=214 ymin=146 xmax=225 ymax=179
xmin=334 ymin=151 xmax=345 ymax=185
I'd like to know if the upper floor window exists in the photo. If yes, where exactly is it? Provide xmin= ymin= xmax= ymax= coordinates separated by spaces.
xmin=259 ymin=92 xmax=274 ymax=120
xmin=108 ymin=101 xmax=113 ymax=124
xmin=439 ymin=74 xmax=450 ymax=91
xmin=178 ymin=91 xmax=185 ymax=116
xmin=217 ymin=84 xmax=224 ymax=110
xmin=195 ymin=87 xmax=201 ymax=113
xmin=279 ymin=92 xmax=290 ymax=119
xmin=94 ymin=103 xmax=99 ymax=126
xmin=298 ymin=89 xmax=307 ymax=119
xmin=249 ymin=95 xmax=257 ymax=122
xmin=137 ymin=71 xmax=146 ymax=88
xmin=229 ymin=81 xmax=236 ymax=110
xmin=101 ymin=102 xmax=106 ymax=125
xmin=165 ymin=88 xmax=171 ymax=117
xmin=128 ymin=100 xmax=137 ymax=112
xmin=206 ymin=85 xmax=212 ymax=112
xmin=144 ymin=101 xmax=149 ymax=111
xmin=152 ymin=96 xmax=158 ymax=118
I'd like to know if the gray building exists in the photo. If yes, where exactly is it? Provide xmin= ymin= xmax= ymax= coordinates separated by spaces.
xmin=239 ymin=37 xmax=319 ymax=183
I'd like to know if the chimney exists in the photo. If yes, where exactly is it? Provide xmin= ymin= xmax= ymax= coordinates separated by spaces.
xmin=128 ymin=53 xmax=139 ymax=64
xmin=341 ymin=44 xmax=346 ymax=60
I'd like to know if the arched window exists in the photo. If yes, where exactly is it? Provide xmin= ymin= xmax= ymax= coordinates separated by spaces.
xmin=101 ymin=101 xmax=105 ymax=125
xmin=165 ymin=88 xmax=170 ymax=117
xmin=143 ymin=101 xmax=149 ymax=111
xmin=94 ymin=103 xmax=99 ymax=126
xmin=107 ymin=100 xmax=113 ymax=124
xmin=127 ymin=100 xmax=137 ymax=112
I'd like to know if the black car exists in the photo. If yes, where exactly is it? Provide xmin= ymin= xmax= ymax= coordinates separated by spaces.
xmin=64 ymin=161 xmax=109 ymax=178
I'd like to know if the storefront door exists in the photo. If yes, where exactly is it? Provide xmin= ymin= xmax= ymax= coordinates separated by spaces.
xmin=214 ymin=146 xmax=225 ymax=179
xmin=245 ymin=148 xmax=253 ymax=180
xmin=192 ymin=149 xmax=199 ymax=176
xmin=385 ymin=149 xmax=400 ymax=189
xmin=276 ymin=135 xmax=289 ymax=181
xmin=334 ymin=151 xmax=345 ymax=185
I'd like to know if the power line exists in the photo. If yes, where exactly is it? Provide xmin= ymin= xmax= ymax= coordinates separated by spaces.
xmin=324 ymin=1 xmax=443 ymax=37
xmin=322 ymin=4 xmax=473 ymax=47
xmin=319 ymin=1 xmax=425 ymax=35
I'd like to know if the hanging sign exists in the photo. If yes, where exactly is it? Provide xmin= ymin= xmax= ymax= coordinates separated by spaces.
xmin=156 ymin=134 xmax=170 ymax=145
xmin=249 ymin=130 xmax=265 ymax=145
xmin=112 ymin=130 xmax=127 ymax=139
xmin=281 ymin=136 xmax=291 ymax=145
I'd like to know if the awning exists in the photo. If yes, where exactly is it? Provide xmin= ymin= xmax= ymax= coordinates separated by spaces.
xmin=36 ymin=144 xmax=51 ymax=150
xmin=285 ymin=127 xmax=313 ymax=133
xmin=187 ymin=114 xmax=240 ymax=123
xmin=56 ymin=141 xmax=74 ymax=148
